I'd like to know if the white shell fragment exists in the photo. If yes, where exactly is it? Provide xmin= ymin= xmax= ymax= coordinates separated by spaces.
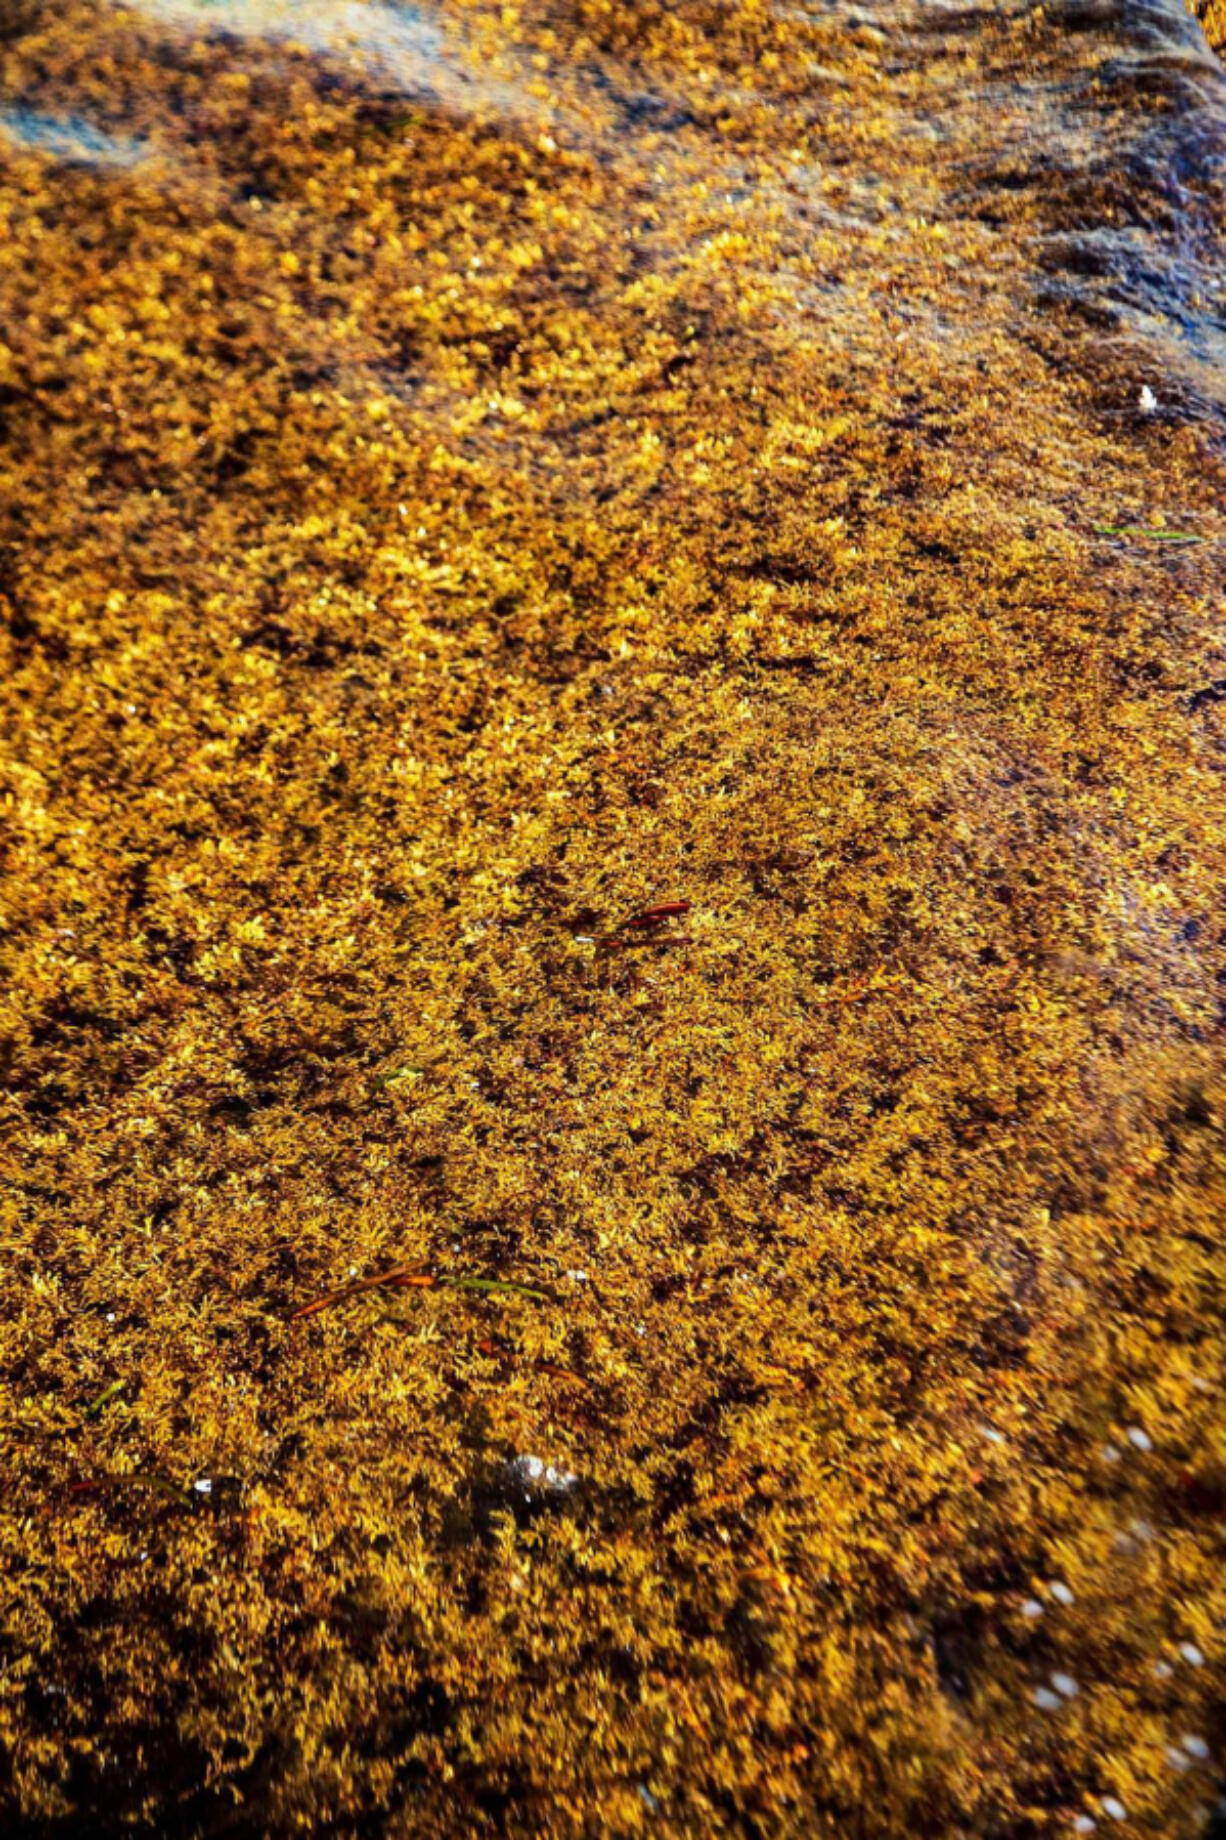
xmin=502 ymin=1454 xmax=578 ymax=1497
xmin=1050 ymin=1581 xmax=1075 ymax=1607
xmin=1125 ymin=1426 xmax=1152 ymax=1452
xmin=1100 ymin=1797 xmax=1127 ymax=1822
xmin=1051 ymin=1671 xmax=1079 ymax=1699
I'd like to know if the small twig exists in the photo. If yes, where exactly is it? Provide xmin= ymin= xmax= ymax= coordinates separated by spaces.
xmin=288 ymin=1263 xmax=431 ymax=1321
xmin=592 ymin=898 xmax=694 ymax=952
xmin=1093 ymin=525 xmax=1203 ymax=544
xmin=291 ymin=1267 xmax=553 ymax=1322
xmin=85 ymin=1379 xmax=127 ymax=1419
xmin=67 ymin=1470 xmax=190 ymax=1506
xmin=625 ymin=900 xmax=692 ymax=927
xmin=447 ymin=1276 xmax=555 ymax=1303
xmin=536 ymin=1360 xmax=591 ymax=1389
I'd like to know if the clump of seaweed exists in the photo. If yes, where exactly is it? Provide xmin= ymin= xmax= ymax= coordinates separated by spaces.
xmin=0 ymin=0 xmax=1223 ymax=1834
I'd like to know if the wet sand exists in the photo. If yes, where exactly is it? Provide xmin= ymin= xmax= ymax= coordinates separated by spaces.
xmin=1 ymin=1 xmax=1224 ymax=1834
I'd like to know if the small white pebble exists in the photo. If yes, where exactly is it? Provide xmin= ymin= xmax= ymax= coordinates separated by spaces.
xmin=1182 ymin=1736 xmax=1210 ymax=1762
xmin=1139 ymin=384 xmax=1158 ymax=413
xmin=106 ymin=1312 xmax=116 ymax=1323
xmin=192 ymin=1478 xmax=213 ymax=1496
xmin=1179 ymin=1642 xmax=1205 ymax=1667
xmin=1033 ymin=1687 xmax=1063 ymax=1711
xmin=980 ymin=1425 xmax=1005 ymax=1445
xmin=1022 ymin=1598 xmax=1045 ymax=1620
xmin=1074 ymin=1819 xmax=1097 ymax=1836
xmin=1167 ymin=1747 xmax=1191 ymax=1772
xmin=1051 ymin=1671 xmax=1079 ymax=1699
xmin=1126 ymin=1426 xmax=1152 ymax=1452
xmin=1100 ymin=1797 xmax=1127 ymax=1822
xmin=565 ymin=1269 xmax=589 ymax=1282
xmin=1050 ymin=1581 xmax=1075 ymax=1607
xmin=1102 ymin=1443 xmax=1122 ymax=1463
xmin=1153 ymin=1660 xmax=1174 ymax=1681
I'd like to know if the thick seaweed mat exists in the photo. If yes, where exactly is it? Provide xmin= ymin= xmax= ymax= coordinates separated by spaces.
xmin=1 ymin=0 xmax=1224 ymax=1834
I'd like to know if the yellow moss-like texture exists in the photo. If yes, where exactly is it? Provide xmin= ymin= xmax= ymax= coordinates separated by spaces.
xmin=1195 ymin=0 xmax=1225 ymax=55
xmin=1 ymin=0 xmax=1224 ymax=1834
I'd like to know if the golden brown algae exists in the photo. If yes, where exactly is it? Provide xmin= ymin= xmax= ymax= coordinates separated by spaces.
xmin=0 ymin=0 xmax=1224 ymax=1834
xmin=1196 ymin=0 xmax=1224 ymax=54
